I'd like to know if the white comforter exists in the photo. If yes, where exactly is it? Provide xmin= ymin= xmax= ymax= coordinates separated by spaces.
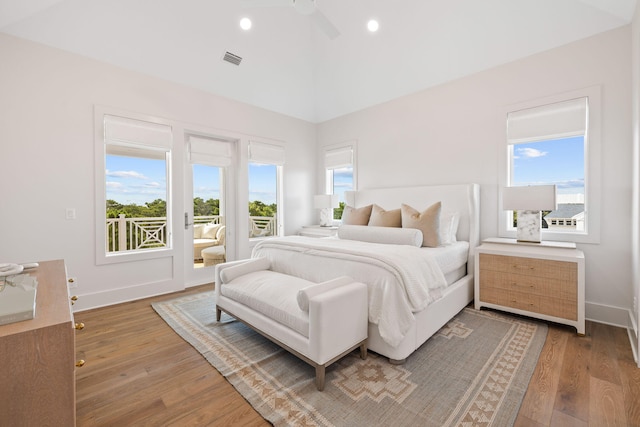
xmin=252 ymin=236 xmax=448 ymax=347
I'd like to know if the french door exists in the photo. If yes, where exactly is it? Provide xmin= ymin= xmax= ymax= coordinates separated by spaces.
xmin=184 ymin=134 xmax=236 ymax=286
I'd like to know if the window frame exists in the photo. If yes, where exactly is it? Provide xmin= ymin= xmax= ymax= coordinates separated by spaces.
xmin=247 ymin=140 xmax=285 ymax=239
xmin=498 ymin=87 xmax=602 ymax=244
xmin=94 ymin=106 xmax=175 ymax=265
xmin=323 ymin=141 xmax=357 ymax=222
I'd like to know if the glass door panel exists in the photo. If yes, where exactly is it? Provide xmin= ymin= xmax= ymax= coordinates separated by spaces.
xmin=192 ymin=164 xmax=226 ymax=270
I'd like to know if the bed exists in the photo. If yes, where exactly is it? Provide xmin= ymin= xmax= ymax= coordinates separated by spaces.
xmin=252 ymin=183 xmax=480 ymax=363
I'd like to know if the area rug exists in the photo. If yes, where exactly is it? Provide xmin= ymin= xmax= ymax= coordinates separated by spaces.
xmin=152 ymin=292 xmax=547 ymax=427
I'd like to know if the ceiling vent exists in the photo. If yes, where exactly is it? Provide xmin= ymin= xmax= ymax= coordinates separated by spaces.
xmin=222 ymin=51 xmax=242 ymax=66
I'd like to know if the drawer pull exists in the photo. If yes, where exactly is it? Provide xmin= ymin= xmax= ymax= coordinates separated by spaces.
xmin=70 ymin=295 xmax=78 ymax=305
xmin=511 ymin=282 xmax=534 ymax=288
xmin=75 ymin=322 xmax=85 ymax=330
xmin=76 ymin=359 xmax=85 ymax=368
xmin=512 ymin=264 xmax=535 ymax=271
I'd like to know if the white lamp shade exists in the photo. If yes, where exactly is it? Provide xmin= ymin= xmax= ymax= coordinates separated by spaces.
xmin=502 ymin=185 xmax=557 ymax=211
xmin=314 ymin=194 xmax=340 ymax=209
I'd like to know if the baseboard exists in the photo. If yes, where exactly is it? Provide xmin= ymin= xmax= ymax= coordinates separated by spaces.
xmin=585 ymin=301 xmax=631 ymax=328
xmin=628 ymin=310 xmax=639 ymax=367
xmin=72 ymin=279 xmax=183 ymax=312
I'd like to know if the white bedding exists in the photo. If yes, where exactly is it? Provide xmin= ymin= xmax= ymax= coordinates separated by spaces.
xmin=252 ymin=236 xmax=468 ymax=348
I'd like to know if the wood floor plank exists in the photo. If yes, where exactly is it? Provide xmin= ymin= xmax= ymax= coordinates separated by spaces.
xmin=589 ymin=376 xmax=628 ymax=426
xmin=516 ymin=326 xmax=568 ymax=425
xmin=553 ymin=327 xmax=591 ymax=422
xmin=75 ymin=287 xmax=640 ymax=426
xmin=591 ymin=322 xmax=623 ymax=385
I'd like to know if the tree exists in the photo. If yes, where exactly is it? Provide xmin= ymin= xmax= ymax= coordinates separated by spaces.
xmin=333 ymin=202 xmax=345 ymax=220
xmin=249 ymin=200 xmax=276 ymax=217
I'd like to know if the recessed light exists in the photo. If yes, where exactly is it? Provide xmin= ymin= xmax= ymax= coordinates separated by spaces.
xmin=240 ymin=17 xmax=252 ymax=31
xmin=367 ymin=19 xmax=379 ymax=32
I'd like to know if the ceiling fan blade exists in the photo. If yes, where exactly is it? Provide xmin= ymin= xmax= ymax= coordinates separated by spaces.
xmin=241 ymin=0 xmax=292 ymax=8
xmin=310 ymin=9 xmax=340 ymax=39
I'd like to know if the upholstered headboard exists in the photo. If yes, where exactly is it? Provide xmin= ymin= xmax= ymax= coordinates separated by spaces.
xmin=345 ymin=183 xmax=480 ymax=271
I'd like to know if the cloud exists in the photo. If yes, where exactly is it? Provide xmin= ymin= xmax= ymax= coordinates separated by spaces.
xmin=516 ymin=147 xmax=548 ymax=158
xmin=106 ymin=181 xmax=123 ymax=189
xmin=106 ymin=169 xmax=148 ymax=179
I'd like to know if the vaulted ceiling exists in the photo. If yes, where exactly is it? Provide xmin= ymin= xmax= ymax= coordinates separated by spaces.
xmin=0 ymin=0 xmax=636 ymax=123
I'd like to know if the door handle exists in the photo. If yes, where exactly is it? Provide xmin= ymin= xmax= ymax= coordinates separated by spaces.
xmin=185 ymin=213 xmax=193 ymax=229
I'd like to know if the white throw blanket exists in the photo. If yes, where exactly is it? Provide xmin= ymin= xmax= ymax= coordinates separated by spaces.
xmin=252 ymin=236 xmax=448 ymax=347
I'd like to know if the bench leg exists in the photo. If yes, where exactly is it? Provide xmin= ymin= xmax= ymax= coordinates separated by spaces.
xmin=359 ymin=341 xmax=368 ymax=360
xmin=315 ymin=365 xmax=326 ymax=391
xmin=216 ymin=306 xmax=222 ymax=322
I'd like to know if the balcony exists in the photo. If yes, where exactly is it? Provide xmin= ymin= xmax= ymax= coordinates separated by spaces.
xmin=106 ymin=214 xmax=277 ymax=253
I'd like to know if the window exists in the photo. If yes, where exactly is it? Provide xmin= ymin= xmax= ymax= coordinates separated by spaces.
xmin=97 ymin=113 xmax=173 ymax=263
xmin=248 ymin=141 xmax=284 ymax=238
xmin=501 ymin=89 xmax=602 ymax=243
xmin=324 ymin=143 xmax=355 ymax=220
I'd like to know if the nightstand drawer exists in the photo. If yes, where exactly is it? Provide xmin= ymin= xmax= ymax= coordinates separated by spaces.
xmin=480 ymin=286 xmax=577 ymax=320
xmin=479 ymin=253 xmax=577 ymax=282
xmin=478 ymin=269 xmax=577 ymax=301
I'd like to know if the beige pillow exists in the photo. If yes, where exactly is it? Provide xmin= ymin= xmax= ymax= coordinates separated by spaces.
xmin=341 ymin=204 xmax=373 ymax=225
xmin=368 ymin=204 xmax=401 ymax=227
xmin=401 ymin=202 xmax=442 ymax=247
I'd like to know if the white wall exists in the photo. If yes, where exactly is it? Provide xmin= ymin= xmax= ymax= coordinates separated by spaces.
xmin=318 ymin=26 xmax=633 ymax=326
xmin=0 ymin=33 xmax=317 ymax=310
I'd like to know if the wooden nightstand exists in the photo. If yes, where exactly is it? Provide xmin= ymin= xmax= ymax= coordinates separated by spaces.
xmin=298 ymin=225 xmax=338 ymax=238
xmin=474 ymin=237 xmax=585 ymax=335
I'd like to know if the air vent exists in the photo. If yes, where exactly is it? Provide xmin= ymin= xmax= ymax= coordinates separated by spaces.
xmin=222 ymin=51 xmax=242 ymax=66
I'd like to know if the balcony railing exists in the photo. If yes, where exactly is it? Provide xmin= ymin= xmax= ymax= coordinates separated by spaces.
xmin=106 ymin=214 xmax=277 ymax=252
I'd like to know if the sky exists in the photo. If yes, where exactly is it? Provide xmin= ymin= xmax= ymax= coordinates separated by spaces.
xmin=106 ymin=156 xmax=277 ymax=206
xmin=333 ymin=166 xmax=354 ymax=203
xmin=511 ymin=136 xmax=584 ymax=195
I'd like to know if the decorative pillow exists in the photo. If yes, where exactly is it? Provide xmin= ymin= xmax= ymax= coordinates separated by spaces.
xmin=341 ymin=204 xmax=373 ymax=225
xmin=220 ymin=257 xmax=271 ymax=284
xmin=297 ymin=276 xmax=354 ymax=312
xmin=338 ymin=225 xmax=423 ymax=247
xmin=193 ymin=224 xmax=204 ymax=239
xmin=401 ymin=201 xmax=442 ymax=247
xmin=202 ymin=223 xmax=221 ymax=239
xmin=368 ymin=204 xmax=401 ymax=227
xmin=440 ymin=212 xmax=460 ymax=245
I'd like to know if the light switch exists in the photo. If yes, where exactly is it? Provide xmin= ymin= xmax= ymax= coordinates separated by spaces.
xmin=65 ymin=208 xmax=76 ymax=220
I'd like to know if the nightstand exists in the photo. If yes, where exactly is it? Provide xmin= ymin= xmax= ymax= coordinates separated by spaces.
xmin=474 ymin=237 xmax=585 ymax=335
xmin=298 ymin=225 xmax=338 ymax=238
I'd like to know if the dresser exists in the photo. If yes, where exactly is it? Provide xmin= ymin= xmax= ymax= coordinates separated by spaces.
xmin=474 ymin=238 xmax=585 ymax=335
xmin=0 ymin=260 xmax=77 ymax=426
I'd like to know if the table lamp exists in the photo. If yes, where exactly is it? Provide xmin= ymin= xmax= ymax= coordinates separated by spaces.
xmin=314 ymin=194 xmax=339 ymax=227
xmin=503 ymin=185 xmax=557 ymax=243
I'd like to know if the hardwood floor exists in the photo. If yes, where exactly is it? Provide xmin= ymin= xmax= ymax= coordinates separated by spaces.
xmin=75 ymin=286 xmax=640 ymax=426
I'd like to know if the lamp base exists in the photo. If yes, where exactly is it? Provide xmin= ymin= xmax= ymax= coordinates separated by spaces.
xmin=516 ymin=210 xmax=542 ymax=243
xmin=319 ymin=208 xmax=333 ymax=227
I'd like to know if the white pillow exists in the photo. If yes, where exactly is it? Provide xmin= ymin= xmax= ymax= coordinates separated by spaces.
xmin=202 ymin=223 xmax=221 ymax=239
xmin=440 ymin=212 xmax=460 ymax=245
xmin=220 ymin=257 xmax=271 ymax=283
xmin=296 ymin=276 xmax=354 ymax=312
xmin=338 ymin=225 xmax=423 ymax=247
xmin=193 ymin=224 xmax=204 ymax=239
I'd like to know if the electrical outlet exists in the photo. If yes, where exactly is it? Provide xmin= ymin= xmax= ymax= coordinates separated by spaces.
xmin=67 ymin=277 xmax=78 ymax=288
xmin=65 ymin=208 xmax=76 ymax=220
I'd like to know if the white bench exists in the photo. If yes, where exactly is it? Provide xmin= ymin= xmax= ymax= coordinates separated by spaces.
xmin=214 ymin=258 xmax=368 ymax=391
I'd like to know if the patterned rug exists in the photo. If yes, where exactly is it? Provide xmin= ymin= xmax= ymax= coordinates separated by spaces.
xmin=153 ymin=291 xmax=547 ymax=427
